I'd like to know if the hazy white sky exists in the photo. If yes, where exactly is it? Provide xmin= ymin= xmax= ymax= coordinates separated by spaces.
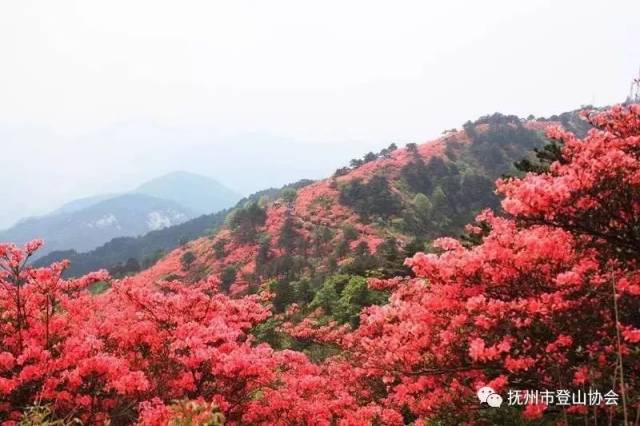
xmin=1 ymin=0 xmax=639 ymax=228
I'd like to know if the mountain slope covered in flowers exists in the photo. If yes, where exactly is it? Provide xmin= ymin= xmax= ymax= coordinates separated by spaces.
xmin=5 ymin=106 xmax=639 ymax=425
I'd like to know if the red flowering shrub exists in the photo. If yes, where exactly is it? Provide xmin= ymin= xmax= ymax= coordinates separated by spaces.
xmin=0 ymin=242 xmax=302 ymax=424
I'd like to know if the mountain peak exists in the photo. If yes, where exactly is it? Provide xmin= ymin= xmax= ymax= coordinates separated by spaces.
xmin=135 ymin=171 xmax=242 ymax=215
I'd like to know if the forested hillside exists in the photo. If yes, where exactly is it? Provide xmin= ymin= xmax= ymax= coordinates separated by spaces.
xmin=5 ymin=106 xmax=639 ymax=426
xmin=33 ymin=211 xmax=228 ymax=278
xmin=137 ymin=114 xmax=557 ymax=290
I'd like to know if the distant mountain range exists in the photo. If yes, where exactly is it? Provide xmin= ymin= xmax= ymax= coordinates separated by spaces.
xmin=1 ymin=172 xmax=241 ymax=259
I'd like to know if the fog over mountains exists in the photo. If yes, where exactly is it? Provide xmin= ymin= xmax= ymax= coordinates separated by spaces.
xmin=0 ymin=171 xmax=241 ymax=259
xmin=1 ymin=1 xmax=636 ymax=230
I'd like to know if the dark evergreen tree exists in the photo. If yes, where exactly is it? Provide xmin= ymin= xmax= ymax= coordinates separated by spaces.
xmin=255 ymin=234 xmax=272 ymax=276
xmin=339 ymin=175 xmax=401 ymax=220
xmin=363 ymin=152 xmax=377 ymax=163
xmin=278 ymin=215 xmax=300 ymax=254
xmin=405 ymin=142 xmax=419 ymax=155
xmin=220 ymin=265 xmax=238 ymax=292
xmin=271 ymin=279 xmax=295 ymax=313
xmin=228 ymin=202 xmax=267 ymax=243
xmin=213 ymin=238 xmax=227 ymax=259
xmin=375 ymin=237 xmax=408 ymax=277
xmin=400 ymin=157 xmax=432 ymax=195
xmin=180 ymin=251 xmax=196 ymax=270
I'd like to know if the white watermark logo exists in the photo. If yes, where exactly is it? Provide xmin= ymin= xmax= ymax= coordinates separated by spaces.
xmin=478 ymin=386 xmax=620 ymax=409
xmin=477 ymin=386 xmax=503 ymax=408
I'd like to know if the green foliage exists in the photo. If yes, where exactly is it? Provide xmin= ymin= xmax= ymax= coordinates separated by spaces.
xmin=251 ymin=317 xmax=288 ymax=349
xmin=430 ymin=185 xmax=451 ymax=224
xmin=281 ymin=187 xmax=298 ymax=204
xmin=333 ymin=276 xmax=387 ymax=327
xmin=426 ymin=157 xmax=453 ymax=179
xmin=228 ymin=202 xmax=267 ymax=243
xmin=88 ymin=280 xmax=111 ymax=295
xmin=180 ymin=251 xmax=196 ymax=270
xmin=405 ymin=142 xmax=419 ymax=154
xmin=379 ymin=142 xmax=398 ymax=158
xmin=349 ymin=158 xmax=363 ymax=168
xmin=255 ymin=234 xmax=272 ymax=276
xmin=164 ymin=273 xmax=181 ymax=282
xmin=311 ymin=225 xmax=333 ymax=256
xmin=334 ymin=239 xmax=349 ymax=258
xmin=327 ymin=255 xmax=338 ymax=273
xmin=468 ymin=114 xmax=545 ymax=176
xmin=374 ymin=237 xmax=409 ymax=277
xmin=333 ymin=167 xmax=350 ymax=177
xmin=212 ymin=238 xmax=227 ymax=259
xmin=278 ymin=215 xmax=300 ymax=254
xmin=444 ymin=142 xmax=458 ymax=161
xmin=402 ymin=193 xmax=432 ymax=234
xmin=309 ymin=274 xmax=348 ymax=313
xmin=341 ymin=224 xmax=359 ymax=242
xmin=400 ymin=157 xmax=432 ymax=194
xmin=341 ymin=143 xmax=398 ymax=173
xmin=309 ymin=274 xmax=387 ymax=327
xmin=398 ymin=152 xmax=500 ymax=238
xmin=269 ymin=271 xmax=323 ymax=315
xmin=220 ymin=265 xmax=238 ymax=292
xmin=413 ymin=193 xmax=432 ymax=214
xmin=338 ymin=175 xmax=401 ymax=220
xmin=20 ymin=404 xmax=81 ymax=425
xmin=109 ymin=257 xmax=141 ymax=278
xmin=292 ymin=279 xmax=315 ymax=305
xmin=309 ymin=195 xmax=333 ymax=211
xmin=266 ymin=254 xmax=306 ymax=280
xmin=340 ymin=242 xmax=378 ymax=275
xmin=514 ymin=140 xmax=565 ymax=173
xmin=271 ymin=279 xmax=295 ymax=313
xmin=404 ymin=237 xmax=427 ymax=259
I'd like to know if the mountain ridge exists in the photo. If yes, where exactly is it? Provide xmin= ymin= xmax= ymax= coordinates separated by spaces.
xmin=134 ymin=170 xmax=242 ymax=215
xmin=0 ymin=193 xmax=194 ymax=259
xmin=132 ymin=112 xmax=579 ymax=296
xmin=2 ymin=171 xmax=241 ymax=260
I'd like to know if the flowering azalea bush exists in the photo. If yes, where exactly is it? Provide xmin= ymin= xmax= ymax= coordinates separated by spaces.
xmin=0 ymin=241 xmax=306 ymax=424
xmin=246 ymin=106 xmax=640 ymax=424
xmin=314 ymin=105 xmax=640 ymax=424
